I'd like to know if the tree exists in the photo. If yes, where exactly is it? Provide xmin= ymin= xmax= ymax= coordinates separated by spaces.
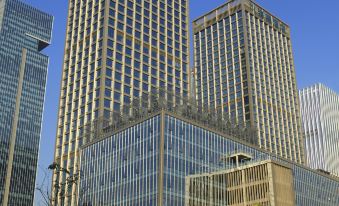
xmin=35 ymin=165 xmax=53 ymax=206
xmin=35 ymin=162 xmax=82 ymax=206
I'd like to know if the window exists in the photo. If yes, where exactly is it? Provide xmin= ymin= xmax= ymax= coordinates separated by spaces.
xmin=115 ymin=82 xmax=121 ymax=90
xmin=106 ymin=69 xmax=112 ymax=77
xmin=105 ymin=89 xmax=111 ymax=97
xmin=108 ymin=39 xmax=113 ymax=47
xmin=104 ymin=99 xmax=111 ymax=108
xmin=124 ymin=86 xmax=130 ymax=94
xmin=105 ymin=79 xmax=112 ymax=87
xmin=134 ymin=80 xmax=140 ymax=89
xmin=107 ymin=49 xmax=113 ymax=57
xmin=116 ymin=52 xmax=122 ymax=61
xmin=114 ymin=92 xmax=121 ymax=100
xmin=115 ymin=72 xmax=121 ymax=81
xmin=115 ymin=62 xmax=122 ymax=71
xmin=114 ymin=102 xmax=120 ymax=111
xmin=108 ymin=27 xmax=114 ymax=38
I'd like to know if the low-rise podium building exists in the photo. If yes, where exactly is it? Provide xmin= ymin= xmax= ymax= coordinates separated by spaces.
xmin=78 ymin=101 xmax=339 ymax=206
xmin=186 ymin=159 xmax=295 ymax=206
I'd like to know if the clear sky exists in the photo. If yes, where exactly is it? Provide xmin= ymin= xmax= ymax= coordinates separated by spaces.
xmin=19 ymin=0 xmax=339 ymax=205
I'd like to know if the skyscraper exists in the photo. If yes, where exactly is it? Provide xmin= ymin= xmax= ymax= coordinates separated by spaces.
xmin=299 ymin=83 xmax=339 ymax=176
xmin=193 ymin=0 xmax=304 ymax=163
xmin=52 ymin=0 xmax=189 ymax=205
xmin=0 ymin=0 xmax=53 ymax=205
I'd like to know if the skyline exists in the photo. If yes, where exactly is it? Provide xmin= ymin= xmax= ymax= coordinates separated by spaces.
xmin=16 ymin=0 xmax=339 ymax=205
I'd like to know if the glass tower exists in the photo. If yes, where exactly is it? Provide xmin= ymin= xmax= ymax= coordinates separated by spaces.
xmin=0 ymin=0 xmax=53 ymax=205
xmin=193 ymin=0 xmax=304 ymax=163
xmin=299 ymin=83 xmax=339 ymax=177
xmin=52 ymin=0 xmax=189 ymax=205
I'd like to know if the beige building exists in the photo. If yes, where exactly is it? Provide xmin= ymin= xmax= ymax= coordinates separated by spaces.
xmin=52 ymin=0 xmax=190 ymax=205
xmin=185 ymin=159 xmax=295 ymax=206
xmin=193 ymin=0 xmax=304 ymax=164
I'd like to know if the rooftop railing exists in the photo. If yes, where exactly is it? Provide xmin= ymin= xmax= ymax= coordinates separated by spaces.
xmin=82 ymin=88 xmax=258 ymax=147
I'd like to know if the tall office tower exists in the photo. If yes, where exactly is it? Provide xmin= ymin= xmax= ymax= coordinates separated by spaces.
xmin=190 ymin=67 xmax=196 ymax=98
xmin=299 ymin=83 xmax=339 ymax=176
xmin=52 ymin=0 xmax=189 ymax=205
xmin=0 ymin=0 xmax=53 ymax=205
xmin=193 ymin=0 xmax=304 ymax=163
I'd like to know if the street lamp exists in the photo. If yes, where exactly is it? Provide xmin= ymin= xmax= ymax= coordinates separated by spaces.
xmin=48 ymin=162 xmax=79 ymax=206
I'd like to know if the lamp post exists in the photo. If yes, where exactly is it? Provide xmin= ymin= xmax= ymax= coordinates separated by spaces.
xmin=48 ymin=162 xmax=71 ymax=206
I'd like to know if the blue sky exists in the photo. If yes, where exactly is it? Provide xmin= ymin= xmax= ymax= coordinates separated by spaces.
xmin=20 ymin=0 xmax=339 ymax=204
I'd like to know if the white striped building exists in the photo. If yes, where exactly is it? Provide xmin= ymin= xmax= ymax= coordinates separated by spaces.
xmin=299 ymin=83 xmax=339 ymax=176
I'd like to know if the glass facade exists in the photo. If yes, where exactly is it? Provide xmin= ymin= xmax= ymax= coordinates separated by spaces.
xmin=0 ymin=0 xmax=53 ymax=205
xmin=193 ymin=0 xmax=304 ymax=164
xmin=299 ymin=84 xmax=339 ymax=177
xmin=293 ymin=164 xmax=339 ymax=206
xmin=161 ymin=115 xmax=262 ymax=205
xmin=53 ymin=0 xmax=189 ymax=204
xmin=194 ymin=10 xmax=248 ymax=126
xmin=79 ymin=112 xmax=339 ymax=205
xmin=80 ymin=116 xmax=161 ymax=205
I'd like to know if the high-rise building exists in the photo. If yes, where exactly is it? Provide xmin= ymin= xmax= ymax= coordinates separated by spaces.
xmin=78 ymin=104 xmax=339 ymax=206
xmin=299 ymin=83 xmax=339 ymax=176
xmin=52 ymin=0 xmax=189 ymax=204
xmin=193 ymin=0 xmax=304 ymax=163
xmin=0 ymin=0 xmax=53 ymax=205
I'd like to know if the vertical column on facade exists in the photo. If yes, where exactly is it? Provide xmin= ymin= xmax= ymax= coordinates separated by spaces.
xmin=2 ymin=48 xmax=27 ymax=206
xmin=241 ymin=2 xmax=255 ymax=129
xmin=242 ymin=169 xmax=247 ymax=205
xmin=267 ymin=163 xmax=275 ymax=205
xmin=158 ymin=111 xmax=165 ymax=206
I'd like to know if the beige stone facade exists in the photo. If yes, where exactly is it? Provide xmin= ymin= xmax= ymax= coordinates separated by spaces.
xmin=193 ymin=0 xmax=304 ymax=163
xmin=186 ymin=160 xmax=295 ymax=206
xmin=52 ymin=0 xmax=190 ymax=205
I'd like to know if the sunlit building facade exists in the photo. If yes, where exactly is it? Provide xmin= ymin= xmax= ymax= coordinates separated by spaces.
xmin=186 ymin=159 xmax=339 ymax=206
xmin=299 ymin=83 xmax=339 ymax=176
xmin=52 ymin=0 xmax=189 ymax=205
xmin=193 ymin=0 xmax=304 ymax=163
xmin=0 ymin=0 xmax=53 ymax=205
xmin=79 ymin=110 xmax=339 ymax=206
xmin=186 ymin=160 xmax=295 ymax=206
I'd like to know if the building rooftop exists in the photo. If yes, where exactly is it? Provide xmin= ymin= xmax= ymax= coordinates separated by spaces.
xmin=300 ymin=83 xmax=339 ymax=96
xmin=82 ymin=89 xmax=258 ymax=148
xmin=193 ymin=0 xmax=289 ymax=34
xmin=80 ymin=89 xmax=339 ymax=183
xmin=187 ymin=157 xmax=339 ymax=182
